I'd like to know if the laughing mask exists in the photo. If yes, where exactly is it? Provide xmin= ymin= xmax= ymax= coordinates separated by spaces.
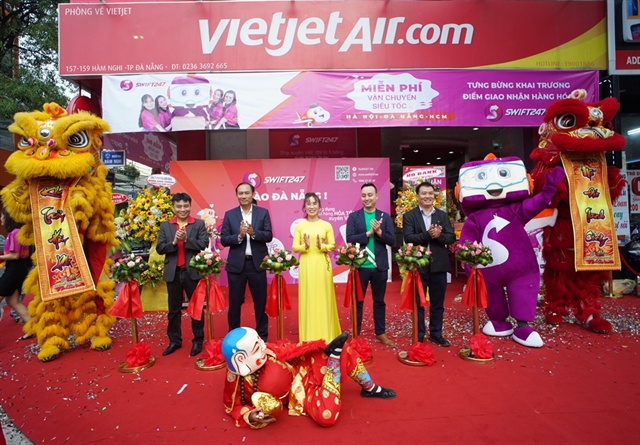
xmin=222 ymin=327 xmax=267 ymax=376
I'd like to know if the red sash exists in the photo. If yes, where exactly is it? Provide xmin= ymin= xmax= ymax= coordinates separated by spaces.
xmin=461 ymin=268 xmax=488 ymax=309
xmin=265 ymin=274 xmax=291 ymax=318
xmin=110 ymin=281 xmax=143 ymax=319
xmin=187 ymin=276 xmax=226 ymax=321
xmin=343 ymin=269 xmax=364 ymax=308
xmin=399 ymin=270 xmax=426 ymax=311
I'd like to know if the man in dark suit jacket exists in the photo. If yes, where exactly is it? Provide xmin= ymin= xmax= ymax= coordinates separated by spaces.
xmin=403 ymin=181 xmax=456 ymax=347
xmin=221 ymin=182 xmax=273 ymax=341
xmin=156 ymin=192 xmax=209 ymax=357
xmin=346 ymin=183 xmax=396 ymax=347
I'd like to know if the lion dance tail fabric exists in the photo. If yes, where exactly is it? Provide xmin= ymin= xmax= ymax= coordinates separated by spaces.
xmin=1 ymin=102 xmax=117 ymax=361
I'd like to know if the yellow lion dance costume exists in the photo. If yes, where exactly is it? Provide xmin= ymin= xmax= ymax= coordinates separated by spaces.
xmin=1 ymin=102 xmax=117 ymax=362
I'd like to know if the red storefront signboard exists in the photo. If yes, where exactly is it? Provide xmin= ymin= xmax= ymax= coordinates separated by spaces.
xmin=59 ymin=0 xmax=607 ymax=75
xmin=269 ymin=129 xmax=357 ymax=158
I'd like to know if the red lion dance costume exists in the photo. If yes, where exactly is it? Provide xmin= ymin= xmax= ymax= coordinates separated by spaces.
xmin=530 ymin=91 xmax=626 ymax=333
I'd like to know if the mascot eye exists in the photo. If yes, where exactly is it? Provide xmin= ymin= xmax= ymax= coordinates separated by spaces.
xmin=181 ymin=89 xmax=187 ymax=97
xmin=194 ymin=89 xmax=201 ymax=96
xmin=476 ymin=171 xmax=487 ymax=181
xmin=554 ymin=114 xmax=576 ymax=130
xmin=67 ymin=130 xmax=89 ymax=149
xmin=498 ymin=168 xmax=510 ymax=178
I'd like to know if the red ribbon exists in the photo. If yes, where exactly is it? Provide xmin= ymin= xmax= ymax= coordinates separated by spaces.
xmin=462 ymin=268 xmax=489 ymax=309
xmin=125 ymin=342 xmax=152 ymax=367
xmin=265 ymin=274 xmax=291 ymax=318
xmin=187 ymin=276 xmax=226 ymax=321
xmin=110 ymin=281 xmax=143 ymax=319
xmin=343 ymin=269 xmax=364 ymax=308
xmin=399 ymin=270 xmax=425 ymax=311
xmin=469 ymin=333 xmax=493 ymax=359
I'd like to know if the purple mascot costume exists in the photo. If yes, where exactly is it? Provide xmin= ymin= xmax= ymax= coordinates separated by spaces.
xmin=456 ymin=154 xmax=564 ymax=347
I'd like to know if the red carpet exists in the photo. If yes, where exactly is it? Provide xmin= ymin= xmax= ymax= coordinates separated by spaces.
xmin=1 ymin=276 xmax=639 ymax=444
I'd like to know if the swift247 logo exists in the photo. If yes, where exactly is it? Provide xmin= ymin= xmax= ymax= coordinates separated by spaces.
xmin=199 ymin=13 xmax=474 ymax=56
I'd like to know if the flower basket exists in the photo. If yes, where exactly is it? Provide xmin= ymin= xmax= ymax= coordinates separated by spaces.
xmin=455 ymin=240 xmax=493 ymax=267
xmin=260 ymin=248 xmax=299 ymax=274
xmin=117 ymin=187 xmax=174 ymax=245
xmin=110 ymin=253 xmax=149 ymax=284
xmin=189 ymin=248 xmax=226 ymax=277
xmin=395 ymin=243 xmax=431 ymax=274
xmin=335 ymin=243 xmax=367 ymax=268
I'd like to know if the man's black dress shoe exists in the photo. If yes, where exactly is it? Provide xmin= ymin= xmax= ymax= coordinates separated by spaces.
xmin=190 ymin=342 xmax=203 ymax=356
xmin=162 ymin=343 xmax=182 ymax=356
xmin=428 ymin=336 xmax=451 ymax=347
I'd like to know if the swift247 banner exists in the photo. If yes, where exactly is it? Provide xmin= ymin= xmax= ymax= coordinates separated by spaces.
xmin=59 ymin=0 xmax=606 ymax=74
xmin=102 ymin=70 xmax=598 ymax=132
xmin=169 ymin=158 xmax=390 ymax=285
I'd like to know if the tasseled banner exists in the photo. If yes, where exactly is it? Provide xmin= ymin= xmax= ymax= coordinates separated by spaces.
xmin=187 ymin=276 xmax=226 ymax=321
xmin=109 ymin=281 xmax=143 ymax=318
xmin=202 ymin=339 xmax=225 ymax=367
xmin=399 ymin=270 xmax=426 ymax=311
xmin=469 ymin=333 xmax=493 ymax=359
xmin=462 ymin=268 xmax=488 ymax=309
xmin=343 ymin=269 xmax=364 ymax=308
xmin=265 ymin=274 xmax=291 ymax=317
xmin=125 ymin=342 xmax=151 ymax=367
xmin=407 ymin=342 xmax=435 ymax=365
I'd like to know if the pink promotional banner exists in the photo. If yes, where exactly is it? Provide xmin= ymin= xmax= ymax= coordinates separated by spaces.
xmin=170 ymin=158 xmax=390 ymax=285
xmin=102 ymin=70 xmax=598 ymax=133
xmin=102 ymin=132 xmax=176 ymax=172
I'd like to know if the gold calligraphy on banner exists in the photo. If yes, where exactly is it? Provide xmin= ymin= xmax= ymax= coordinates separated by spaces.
xmin=560 ymin=152 xmax=620 ymax=271
xmin=29 ymin=177 xmax=95 ymax=301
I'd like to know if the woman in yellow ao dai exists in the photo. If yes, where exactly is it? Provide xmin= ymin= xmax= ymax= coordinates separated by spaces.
xmin=292 ymin=193 xmax=342 ymax=342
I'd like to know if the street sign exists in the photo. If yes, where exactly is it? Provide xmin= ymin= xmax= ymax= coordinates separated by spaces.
xmin=101 ymin=150 xmax=126 ymax=167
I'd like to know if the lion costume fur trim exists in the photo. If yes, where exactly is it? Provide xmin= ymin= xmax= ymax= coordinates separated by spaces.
xmin=2 ymin=102 xmax=118 ymax=362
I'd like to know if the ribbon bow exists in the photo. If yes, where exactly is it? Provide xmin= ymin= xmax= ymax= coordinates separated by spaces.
xmin=343 ymin=268 xmax=364 ymax=308
xmin=462 ymin=268 xmax=488 ymax=309
xmin=399 ymin=269 xmax=426 ymax=311
xmin=266 ymin=274 xmax=291 ymax=318
xmin=110 ymin=281 xmax=143 ymax=319
xmin=187 ymin=276 xmax=226 ymax=320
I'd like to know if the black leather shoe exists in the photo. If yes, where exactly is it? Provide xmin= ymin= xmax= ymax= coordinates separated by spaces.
xmin=429 ymin=336 xmax=451 ymax=347
xmin=324 ymin=332 xmax=349 ymax=357
xmin=190 ymin=342 xmax=203 ymax=356
xmin=162 ymin=343 xmax=182 ymax=356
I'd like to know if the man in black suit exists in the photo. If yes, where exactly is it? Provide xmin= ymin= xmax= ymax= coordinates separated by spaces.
xmin=156 ymin=192 xmax=209 ymax=356
xmin=346 ymin=183 xmax=396 ymax=347
xmin=221 ymin=182 xmax=273 ymax=341
xmin=402 ymin=181 xmax=456 ymax=347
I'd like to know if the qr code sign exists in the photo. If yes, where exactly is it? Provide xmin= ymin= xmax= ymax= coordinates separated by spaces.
xmin=335 ymin=166 xmax=350 ymax=181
